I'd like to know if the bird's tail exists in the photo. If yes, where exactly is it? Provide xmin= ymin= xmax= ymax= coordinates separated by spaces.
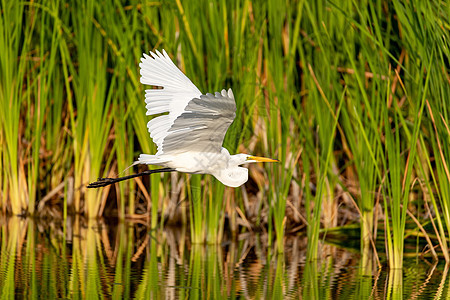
xmin=123 ymin=154 xmax=171 ymax=173
xmin=136 ymin=154 xmax=171 ymax=165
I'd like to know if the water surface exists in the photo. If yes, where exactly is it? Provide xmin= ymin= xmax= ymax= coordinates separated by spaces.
xmin=0 ymin=216 xmax=448 ymax=299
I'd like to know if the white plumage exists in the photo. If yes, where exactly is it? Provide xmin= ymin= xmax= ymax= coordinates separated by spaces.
xmin=140 ymin=50 xmax=202 ymax=154
xmin=132 ymin=49 xmax=277 ymax=187
xmin=88 ymin=49 xmax=277 ymax=189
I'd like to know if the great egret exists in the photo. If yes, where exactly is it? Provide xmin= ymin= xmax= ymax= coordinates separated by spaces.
xmin=88 ymin=50 xmax=277 ymax=188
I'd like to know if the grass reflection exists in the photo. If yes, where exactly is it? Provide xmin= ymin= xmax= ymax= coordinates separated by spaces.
xmin=1 ymin=216 xmax=450 ymax=298
xmin=0 ymin=218 xmax=21 ymax=298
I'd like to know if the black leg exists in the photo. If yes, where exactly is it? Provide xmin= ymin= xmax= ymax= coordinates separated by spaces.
xmin=87 ymin=168 xmax=176 ymax=188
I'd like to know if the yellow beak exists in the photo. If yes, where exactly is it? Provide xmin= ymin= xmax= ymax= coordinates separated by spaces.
xmin=247 ymin=156 xmax=279 ymax=163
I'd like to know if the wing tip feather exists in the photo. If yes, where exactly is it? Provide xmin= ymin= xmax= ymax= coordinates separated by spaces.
xmin=227 ymin=88 xmax=234 ymax=99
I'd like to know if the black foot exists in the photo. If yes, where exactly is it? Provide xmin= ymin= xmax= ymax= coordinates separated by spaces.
xmin=87 ymin=177 xmax=117 ymax=188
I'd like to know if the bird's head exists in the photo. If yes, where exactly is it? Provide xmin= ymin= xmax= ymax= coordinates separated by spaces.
xmin=212 ymin=150 xmax=279 ymax=187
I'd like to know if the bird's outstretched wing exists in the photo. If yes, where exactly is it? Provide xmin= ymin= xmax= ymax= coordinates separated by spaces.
xmin=161 ymin=89 xmax=236 ymax=154
xmin=140 ymin=50 xmax=202 ymax=154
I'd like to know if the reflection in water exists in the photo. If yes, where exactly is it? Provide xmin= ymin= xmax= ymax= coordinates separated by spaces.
xmin=0 ymin=216 xmax=448 ymax=299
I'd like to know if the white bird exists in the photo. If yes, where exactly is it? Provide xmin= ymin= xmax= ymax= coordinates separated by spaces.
xmin=88 ymin=50 xmax=277 ymax=188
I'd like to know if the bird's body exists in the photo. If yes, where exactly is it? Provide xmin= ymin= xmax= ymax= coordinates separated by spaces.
xmin=136 ymin=148 xmax=251 ymax=187
xmin=88 ymin=49 xmax=277 ymax=189
xmin=138 ymin=149 xmax=230 ymax=174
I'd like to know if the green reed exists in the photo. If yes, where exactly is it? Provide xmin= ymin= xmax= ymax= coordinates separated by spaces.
xmin=3 ymin=0 xmax=450 ymax=262
xmin=422 ymin=103 xmax=450 ymax=262
xmin=335 ymin=7 xmax=389 ymax=258
xmin=116 ymin=2 xmax=163 ymax=220
xmin=299 ymin=0 xmax=343 ymax=260
xmin=99 ymin=1 xmax=137 ymax=218
xmin=336 ymin=3 xmax=389 ymax=255
xmin=306 ymin=91 xmax=344 ymax=261
xmin=264 ymin=0 xmax=300 ymax=253
xmin=397 ymin=1 xmax=450 ymax=263
xmin=382 ymin=0 xmax=444 ymax=268
xmin=73 ymin=1 xmax=116 ymax=217
xmin=0 ymin=1 xmax=31 ymax=214
xmin=188 ymin=174 xmax=204 ymax=243
xmin=207 ymin=179 xmax=225 ymax=243
xmin=1 ymin=0 xmax=290 ymax=242
xmin=26 ymin=11 xmax=47 ymax=214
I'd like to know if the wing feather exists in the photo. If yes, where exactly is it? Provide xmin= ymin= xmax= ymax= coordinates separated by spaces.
xmin=140 ymin=50 xmax=202 ymax=153
xmin=161 ymin=89 xmax=236 ymax=154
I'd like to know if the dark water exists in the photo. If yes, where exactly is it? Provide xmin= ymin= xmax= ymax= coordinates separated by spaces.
xmin=0 ymin=216 xmax=448 ymax=299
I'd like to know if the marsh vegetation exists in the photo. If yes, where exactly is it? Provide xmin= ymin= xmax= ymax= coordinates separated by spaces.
xmin=1 ymin=0 xmax=450 ymax=276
